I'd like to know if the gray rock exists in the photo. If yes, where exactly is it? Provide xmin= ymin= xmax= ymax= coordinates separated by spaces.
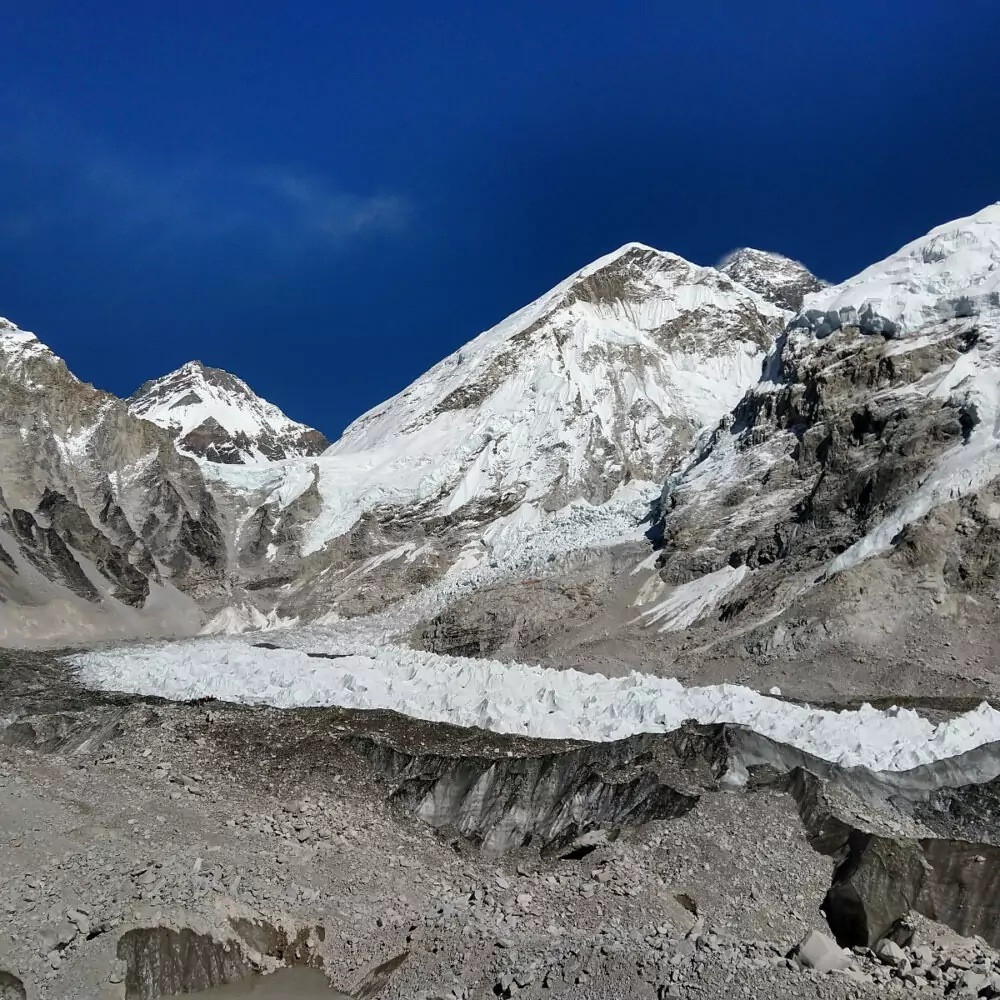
xmin=66 ymin=909 xmax=91 ymax=937
xmin=875 ymin=938 xmax=907 ymax=968
xmin=960 ymin=969 xmax=988 ymax=994
xmin=794 ymin=930 xmax=850 ymax=972
xmin=39 ymin=922 xmax=77 ymax=953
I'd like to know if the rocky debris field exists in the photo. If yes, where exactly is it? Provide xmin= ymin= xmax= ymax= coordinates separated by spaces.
xmin=3 ymin=649 xmax=1000 ymax=998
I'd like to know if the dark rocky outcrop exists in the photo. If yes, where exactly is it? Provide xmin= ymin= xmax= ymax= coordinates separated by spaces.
xmin=349 ymin=726 xmax=720 ymax=857
xmin=719 ymin=248 xmax=826 ymax=312
xmin=115 ymin=918 xmax=327 ymax=998
xmin=823 ymin=834 xmax=1000 ymax=949
xmin=0 ymin=971 xmax=26 ymax=1000
xmin=117 ymin=927 xmax=250 ymax=998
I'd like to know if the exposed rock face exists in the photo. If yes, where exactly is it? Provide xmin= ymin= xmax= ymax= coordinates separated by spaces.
xmin=129 ymin=361 xmax=329 ymax=464
xmin=615 ymin=205 xmax=1000 ymax=676
xmin=0 ymin=319 xmax=226 ymax=644
xmin=824 ymin=834 xmax=1000 ymax=949
xmin=117 ymin=927 xmax=250 ymax=997
xmin=719 ymin=247 xmax=826 ymax=312
xmin=353 ymin=726 xmax=715 ymax=857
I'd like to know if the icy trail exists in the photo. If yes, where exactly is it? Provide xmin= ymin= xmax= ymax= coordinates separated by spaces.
xmin=68 ymin=636 xmax=1000 ymax=772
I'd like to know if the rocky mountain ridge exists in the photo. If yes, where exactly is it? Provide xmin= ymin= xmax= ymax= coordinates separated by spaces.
xmin=0 ymin=319 xmax=225 ymax=645
xmin=643 ymin=204 xmax=1000 ymax=636
xmin=5 ymin=208 xmax=1000 ymax=657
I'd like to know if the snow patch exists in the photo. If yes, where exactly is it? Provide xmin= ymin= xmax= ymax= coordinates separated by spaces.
xmin=638 ymin=565 xmax=747 ymax=631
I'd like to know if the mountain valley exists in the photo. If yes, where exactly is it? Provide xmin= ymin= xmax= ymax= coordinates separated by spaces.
xmin=6 ymin=205 xmax=1000 ymax=999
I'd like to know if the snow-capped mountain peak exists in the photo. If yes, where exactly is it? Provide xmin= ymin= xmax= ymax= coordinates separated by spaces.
xmin=335 ymin=243 xmax=788 ymax=455
xmin=0 ymin=316 xmax=84 ymax=394
xmin=1 ymin=316 xmax=55 ymax=362
xmin=718 ymin=247 xmax=826 ymax=311
xmin=216 ymin=241 xmax=790 ymax=590
xmin=128 ymin=360 xmax=329 ymax=464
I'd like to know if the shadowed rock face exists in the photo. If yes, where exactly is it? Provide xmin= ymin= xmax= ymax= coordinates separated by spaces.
xmin=0 ymin=971 xmax=26 ymax=1000
xmin=654 ymin=322 xmax=977 ymax=591
xmin=116 ymin=919 xmax=326 ymax=999
xmin=227 ymin=918 xmax=325 ymax=968
xmin=823 ymin=835 xmax=1000 ymax=949
xmin=351 ymin=727 xmax=721 ymax=857
xmin=117 ymin=927 xmax=251 ymax=998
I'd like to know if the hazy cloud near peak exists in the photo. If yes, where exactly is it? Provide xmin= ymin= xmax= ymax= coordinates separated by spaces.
xmin=0 ymin=117 xmax=409 ymax=253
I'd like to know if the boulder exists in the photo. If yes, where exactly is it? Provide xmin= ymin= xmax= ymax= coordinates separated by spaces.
xmin=824 ymin=833 xmax=1000 ymax=949
xmin=794 ymin=930 xmax=851 ymax=972
xmin=874 ymin=938 xmax=907 ymax=968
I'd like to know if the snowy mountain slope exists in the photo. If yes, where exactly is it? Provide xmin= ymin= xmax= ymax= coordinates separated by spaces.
xmin=0 ymin=318 xmax=226 ymax=644
xmin=795 ymin=203 xmax=1000 ymax=338
xmin=622 ymin=202 xmax=1000 ymax=661
xmin=211 ymin=243 xmax=794 ymax=621
xmin=129 ymin=361 xmax=329 ymax=464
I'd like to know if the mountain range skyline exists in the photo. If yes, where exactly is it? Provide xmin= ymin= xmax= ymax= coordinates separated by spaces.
xmin=3 ymin=1 xmax=999 ymax=440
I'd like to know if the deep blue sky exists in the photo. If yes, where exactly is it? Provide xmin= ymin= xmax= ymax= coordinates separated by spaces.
xmin=1 ymin=2 xmax=998 ymax=438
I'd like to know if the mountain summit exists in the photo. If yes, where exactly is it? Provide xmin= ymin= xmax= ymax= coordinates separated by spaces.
xmin=128 ymin=361 xmax=329 ymax=464
xmin=719 ymin=247 xmax=826 ymax=311
xmin=207 ymin=241 xmax=791 ymax=621
xmin=328 ymin=242 xmax=788 ymax=507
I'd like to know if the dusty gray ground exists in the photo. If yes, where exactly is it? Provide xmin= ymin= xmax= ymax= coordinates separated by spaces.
xmin=0 ymin=709 xmax=852 ymax=1000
